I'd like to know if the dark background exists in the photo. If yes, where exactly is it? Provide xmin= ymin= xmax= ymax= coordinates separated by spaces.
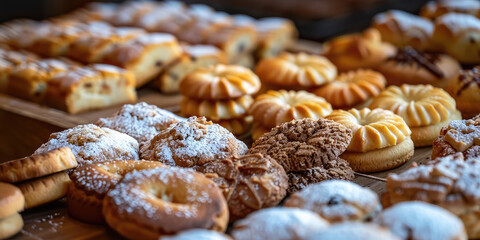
xmin=0 ymin=0 xmax=430 ymax=41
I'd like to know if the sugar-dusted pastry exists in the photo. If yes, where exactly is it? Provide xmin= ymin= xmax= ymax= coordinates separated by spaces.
xmin=372 ymin=10 xmax=434 ymax=51
xmin=34 ymin=124 xmax=139 ymax=166
xmin=421 ymin=0 xmax=480 ymax=20
xmin=305 ymin=222 xmax=401 ymax=240
xmin=376 ymin=46 xmax=461 ymax=88
xmin=312 ymin=69 xmax=386 ymax=109
xmin=382 ymin=153 xmax=480 ymax=238
xmin=326 ymin=108 xmax=413 ymax=172
xmin=181 ymin=95 xmax=253 ymax=121
xmin=431 ymin=114 xmax=480 ymax=160
xmin=445 ymin=67 xmax=480 ymax=118
xmin=96 ymin=102 xmax=181 ymax=145
xmin=160 ymin=229 xmax=232 ymax=240
xmin=45 ymin=64 xmax=137 ymax=114
xmin=180 ymin=64 xmax=260 ymax=100
xmin=17 ymin=171 xmax=71 ymax=209
xmin=323 ymin=28 xmax=396 ymax=72
xmin=285 ymin=180 xmax=380 ymax=223
xmin=231 ymin=208 xmax=329 ymax=240
xmin=141 ymin=117 xmax=247 ymax=167
xmin=255 ymin=52 xmax=337 ymax=89
xmin=249 ymin=90 xmax=332 ymax=129
xmin=432 ymin=13 xmax=480 ymax=64
xmin=103 ymin=167 xmax=228 ymax=239
xmin=374 ymin=201 xmax=467 ymax=240
xmin=370 ymin=84 xmax=461 ymax=147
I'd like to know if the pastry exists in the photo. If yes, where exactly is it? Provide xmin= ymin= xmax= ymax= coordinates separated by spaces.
xmin=372 ymin=10 xmax=434 ymax=50
xmin=159 ymin=229 xmax=232 ymax=240
xmin=255 ymin=52 xmax=337 ymax=89
xmin=0 ymin=183 xmax=24 ymax=219
xmin=376 ymin=46 xmax=461 ymax=88
xmin=180 ymin=95 xmax=253 ymax=121
xmin=68 ymin=160 xmax=165 ymax=223
xmin=141 ymin=117 xmax=247 ymax=167
xmin=312 ymin=69 xmax=386 ymax=109
xmin=153 ymin=44 xmax=226 ymax=93
xmin=305 ymin=222 xmax=401 ymax=240
xmin=103 ymin=167 xmax=228 ymax=239
xmin=231 ymin=208 xmax=329 ymax=240
xmin=229 ymin=52 xmax=255 ymax=69
xmin=370 ymin=84 xmax=462 ymax=147
xmin=212 ymin=116 xmax=253 ymax=136
xmin=0 ymin=213 xmax=23 ymax=240
xmin=374 ymin=201 xmax=467 ymax=240
xmin=34 ymin=124 xmax=139 ymax=166
xmin=431 ymin=114 xmax=480 ymax=160
xmin=205 ymin=25 xmax=257 ymax=63
xmin=432 ymin=13 xmax=480 ymax=64
xmin=45 ymin=64 xmax=137 ymax=114
xmin=249 ymin=90 xmax=332 ymax=129
xmin=17 ymin=171 xmax=71 ymax=209
xmin=96 ymin=102 xmax=181 ymax=145
xmin=285 ymin=180 xmax=380 ymax=223
xmin=195 ymin=153 xmax=288 ymax=221
xmin=323 ymin=28 xmax=396 ymax=72
xmin=0 ymin=147 xmax=77 ymax=182
xmin=180 ymin=64 xmax=260 ymax=100
xmin=326 ymin=108 xmax=414 ymax=172
xmin=421 ymin=0 xmax=480 ymax=20
xmin=445 ymin=67 xmax=480 ymax=118
xmin=254 ymin=17 xmax=298 ymax=60
xmin=382 ymin=153 xmax=480 ymax=238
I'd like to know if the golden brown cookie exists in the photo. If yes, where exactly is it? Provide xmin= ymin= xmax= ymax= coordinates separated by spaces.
xmin=180 ymin=95 xmax=253 ymax=121
xmin=213 ymin=116 xmax=253 ymax=136
xmin=0 ymin=213 xmax=23 ymax=240
xmin=0 ymin=183 xmax=24 ymax=219
xmin=18 ymin=171 xmax=70 ymax=209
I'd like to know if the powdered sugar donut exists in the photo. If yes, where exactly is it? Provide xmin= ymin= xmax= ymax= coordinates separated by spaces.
xmin=284 ymin=180 xmax=380 ymax=222
xmin=159 ymin=229 xmax=232 ymax=240
xmin=305 ymin=222 xmax=400 ymax=240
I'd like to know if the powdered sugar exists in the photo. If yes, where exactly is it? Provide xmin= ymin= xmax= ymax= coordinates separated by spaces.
xmin=159 ymin=229 xmax=230 ymax=240
xmin=34 ymin=124 xmax=139 ymax=165
xmin=436 ymin=13 xmax=480 ymax=35
xmin=305 ymin=222 xmax=400 ymax=240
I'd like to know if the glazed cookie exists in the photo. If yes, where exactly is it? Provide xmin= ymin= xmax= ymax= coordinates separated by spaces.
xmin=179 ymin=64 xmax=260 ymax=100
xmin=254 ymin=52 xmax=337 ymax=89
xmin=96 ymin=102 xmax=182 ymax=144
xmin=305 ymin=222 xmax=401 ymax=240
xmin=312 ymin=69 xmax=386 ymax=109
xmin=376 ymin=47 xmax=461 ymax=88
xmin=374 ymin=201 xmax=467 ymax=240
xmin=141 ymin=117 xmax=247 ymax=167
xmin=326 ymin=108 xmax=414 ymax=172
xmin=231 ymin=208 xmax=329 ymax=240
xmin=370 ymin=84 xmax=462 ymax=147
xmin=34 ymin=124 xmax=139 ymax=165
xmin=445 ymin=67 xmax=480 ymax=119
xmin=285 ymin=180 xmax=380 ymax=223
xmin=180 ymin=95 xmax=253 ymax=121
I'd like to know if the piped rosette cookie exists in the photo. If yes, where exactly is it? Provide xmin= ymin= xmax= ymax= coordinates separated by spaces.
xmin=382 ymin=153 xmax=480 ymax=238
xmin=311 ymin=69 xmax=386 ymax=110
xmin=326 ymin=108 xmax=414 ymax=173
xmin=248 ymin=90 xmax=332 ymax=140
xmin=445 ymin=67 xmax=480 ymax=119
xmin=179 ymin=64 xmax=260 ymax=136
xmin=370 ymin=84 xmax=461 ymax=147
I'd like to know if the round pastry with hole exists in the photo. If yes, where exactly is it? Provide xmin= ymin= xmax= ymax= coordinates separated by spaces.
xmin=369 ymin=84 xmax=462 ymax=147
xmin=103 ymin=167 xmax=229 ymax=240
xmin=326 ymin=108 xmax=414 ymax=173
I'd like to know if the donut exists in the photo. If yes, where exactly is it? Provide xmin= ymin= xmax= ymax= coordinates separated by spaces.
xmin=0 ymin=183 xmax=24 ymax=219
xmin=305 ymin=222 xmax=401 ymax=240
xmin=0 ymin=213 xmax=23 ymax=240
xmin=376 ymin=47 xmax=461 ymax=88
xmin=180 ymin=95 xmax=253 ymax=121
xmin=323 ymin=28 xmax=396 ymax=72
xmin=0 ymin=147 xmax=77 ymax=182
xmin=370 ymin=84 xmax=462 ymax=147
xmin=231 ymin=208 xmax=329 ymax=240
xmin=34 ymin=124 xmax=139 ymax=166
xmin=383 ymin=153 xmax=480 ymax=238
xmin=18 ymin=171 xmax=71 ymax=209
xmin=431 ymin=114 xmax=480 ymax=160
xmin=248 ymin=90 xmax=332 ymax=129
xmin=68 ymin=160 xmax=166 ymax=223
xmin=140 ymin=117 xmax=247 ymax=167
xmin=212 ymin=116 xmax=253 ymax=136
xmin=312 ymin=69 xmax=386 ymax=109
xmin=103 ymin=167 xmax=228 ymax=240
xmin=445 ymin=67 xmax=480 ymax=119
xmin=96 ymin=102 xmax=181 ymax=145
xmin=326 ymin=108 xmax=414 ymax=173
xmin=254 ymin=52 xmax=337 ymax=88
xmin=195 ymin=153 xmax=288 ymax=221
xmin=285 ymin=180 xmax=380 ymax=223
xmin=374 ymin=201 xmax=467 ymax=240
xmin=179 ymin=64 xmax=260 ymax=100
xmin=159 ymin=229 xmax=232 ymax=240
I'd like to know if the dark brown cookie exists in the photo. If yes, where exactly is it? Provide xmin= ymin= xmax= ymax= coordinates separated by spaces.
xmin=287 ymin=158 xmax=355 ymax=194
xmin=248 ymin=118 xmax=353 ymax=172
